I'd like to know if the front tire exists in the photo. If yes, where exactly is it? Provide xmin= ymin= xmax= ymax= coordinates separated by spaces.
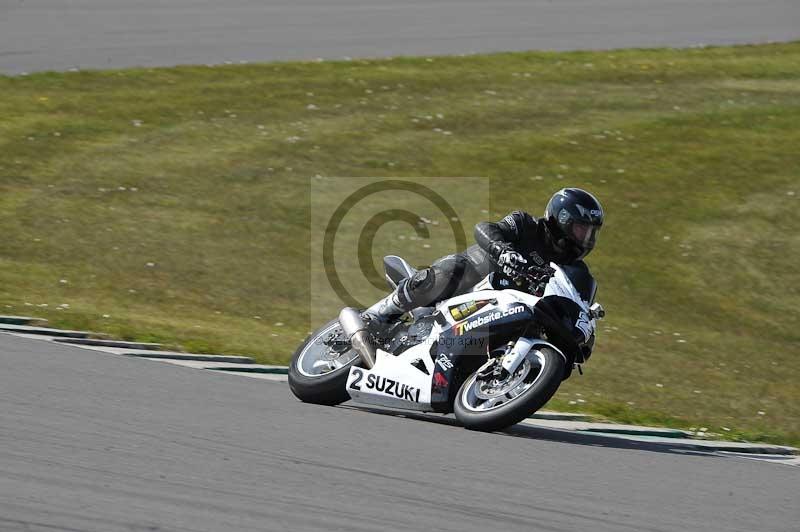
xmin=288 ymin=319 xmax=360 ymax=406
xmin=454 ymin=347 xmax=565 ymax=432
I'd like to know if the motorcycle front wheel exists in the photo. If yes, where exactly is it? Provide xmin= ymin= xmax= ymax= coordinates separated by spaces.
xmin=288 ymin=319 xmax=360 ymax=406
xmin=454 ymin=346 xmax=565 ymax=432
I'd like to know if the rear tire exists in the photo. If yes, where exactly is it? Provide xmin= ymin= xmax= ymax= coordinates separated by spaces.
xmin=454 ymin=347 xmax=565 ymax=432
xmin=288 ymin=319 xmax=359 ymax=406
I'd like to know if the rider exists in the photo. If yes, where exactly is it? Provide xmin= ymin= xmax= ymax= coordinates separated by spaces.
xmin=364 ymin=187 xmax=604 ymax=347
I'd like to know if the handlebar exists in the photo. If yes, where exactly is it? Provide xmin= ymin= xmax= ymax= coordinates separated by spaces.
xmin=510 ymin=264 xmax=555 ymax=295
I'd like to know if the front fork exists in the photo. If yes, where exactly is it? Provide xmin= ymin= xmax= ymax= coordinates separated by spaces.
xmin=499 ymin=337 xmax=569 ymax=375
xmin=500 ymin=337 xmax=536 ymax=374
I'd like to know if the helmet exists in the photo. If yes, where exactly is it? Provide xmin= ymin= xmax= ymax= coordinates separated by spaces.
xmin=544 ymin=188 xmax=604 ymax=262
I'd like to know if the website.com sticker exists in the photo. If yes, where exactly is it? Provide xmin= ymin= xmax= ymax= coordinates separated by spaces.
xmin=309 ymin=177 xmax=489 ymax=324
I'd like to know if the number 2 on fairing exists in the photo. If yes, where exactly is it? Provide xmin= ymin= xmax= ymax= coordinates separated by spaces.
xmin=350 ymin=368 xmax=364 ymax=390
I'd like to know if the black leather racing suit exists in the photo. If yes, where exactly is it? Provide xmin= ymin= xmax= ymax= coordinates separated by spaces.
xmin=394 ymin=210 xmax=583 ymax=309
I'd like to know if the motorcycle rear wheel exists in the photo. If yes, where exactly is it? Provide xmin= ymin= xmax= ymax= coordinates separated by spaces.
xmin=288 ymin=319 xmax=360 ymax=406
xmin=454 ymin=346 xmax=565 ymax=432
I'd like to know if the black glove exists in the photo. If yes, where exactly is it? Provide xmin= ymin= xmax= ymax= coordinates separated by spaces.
xmin=491 ymin=243 xmax=528 ymax=277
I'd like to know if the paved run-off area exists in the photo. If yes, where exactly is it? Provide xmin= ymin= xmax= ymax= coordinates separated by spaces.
xmin=1 ymin=334 xmax=797 ymax=532
xmin=1 ymin=0 xmax=799 ymax=74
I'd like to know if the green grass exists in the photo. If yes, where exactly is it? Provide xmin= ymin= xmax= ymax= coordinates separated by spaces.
xmin=1 ymin=43 xmax=799 ymax=445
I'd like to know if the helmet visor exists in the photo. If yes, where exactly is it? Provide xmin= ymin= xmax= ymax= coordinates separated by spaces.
xmin=571 ymin=222 xmax=600 ymax=250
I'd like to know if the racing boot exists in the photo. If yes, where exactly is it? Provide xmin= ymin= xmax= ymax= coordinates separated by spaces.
xmin=363 ymin=284 xmax=412 ymax=325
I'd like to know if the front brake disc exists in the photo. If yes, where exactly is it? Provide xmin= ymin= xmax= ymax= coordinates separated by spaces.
xmin=473 ymin=360 xmax=531 ymax=400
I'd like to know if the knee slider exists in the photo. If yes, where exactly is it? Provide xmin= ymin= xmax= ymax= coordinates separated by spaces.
xmin=409 ymin=268 xmax=435 ymax=291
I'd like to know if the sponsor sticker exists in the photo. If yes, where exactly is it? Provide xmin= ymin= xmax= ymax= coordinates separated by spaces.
xmin=449 ymin=299 xmax=491 ymax=321
xmin=576 ymin=204 xmax=602 ymax=220
xmin=452 ymin=305 xmax=525 ymax=336
xmin=575 ymin=311 xmax=593 ymax=342
xmin=435 ymin=353 xmax=454 ymax=371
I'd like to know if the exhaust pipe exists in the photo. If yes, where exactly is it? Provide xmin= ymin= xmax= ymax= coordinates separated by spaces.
xmin=338 ymin=307 xmax=376 ymax=369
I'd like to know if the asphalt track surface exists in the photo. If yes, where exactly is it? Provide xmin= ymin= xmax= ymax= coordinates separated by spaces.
xmin=1 ymin=0 xmax=800 ymax=74
xmin=1 ymin=334 xmax=797 ymax=532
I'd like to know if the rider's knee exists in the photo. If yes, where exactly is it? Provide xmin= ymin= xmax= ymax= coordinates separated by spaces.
xmin=432 ymin=254 xmax=468 ymax=277
xmin=398 ymin=254 xmax=468 ymax=308
xmin=425 ymin=254 xmax=469 ymax=304
xmin=396 ymin=268 xmax=436 ymax=307
xmin=408 ymin=268 xmax=436 ymax=292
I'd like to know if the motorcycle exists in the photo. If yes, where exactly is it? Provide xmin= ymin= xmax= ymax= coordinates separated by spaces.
xmin=289 ymin=255 xmax=604 ymax=432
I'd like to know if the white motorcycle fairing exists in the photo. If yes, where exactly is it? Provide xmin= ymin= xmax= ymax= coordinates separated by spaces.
xmin=346 ymin=342 xmax=437 ymax=411
xmin=344 ymin=263 xmax=595 ymax=411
